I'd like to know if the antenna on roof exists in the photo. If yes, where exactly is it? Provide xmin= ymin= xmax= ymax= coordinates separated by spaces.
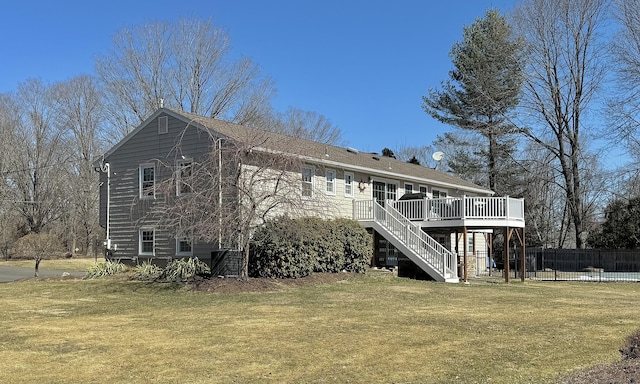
xmin=432 ymin=151 xmax=444 ymax=170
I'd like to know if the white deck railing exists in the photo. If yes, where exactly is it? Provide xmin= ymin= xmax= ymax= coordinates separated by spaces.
xmin=391 ymin=196 xmax=525 ymax=222
xmin=355 ymin=199 xmax=457 ymax=279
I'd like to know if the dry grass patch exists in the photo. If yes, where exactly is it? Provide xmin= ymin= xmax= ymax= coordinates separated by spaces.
xmin=0 ymin=275 xmax=638 ymax=383
xmin=1 ymin=256 xmax=98 ymax=271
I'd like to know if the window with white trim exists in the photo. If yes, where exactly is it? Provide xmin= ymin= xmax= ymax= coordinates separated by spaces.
xmin=176 ymin=237 xmax=193 ymax=256
xmin=325 ymin=169 xmax=336 ymax=195
xmin=467 ymin=233 xmax=474 ymax=253
xmin=419 ymin=185 xmax=428 ymax=195
xmin=404 ymin=183 xmax=413 ymax=194
xmin=139 ymin=228 xmax=155 ymax=255
xmin=140 ymin=163 xmax=155 ymax=198
xmin=386 ymin=183 xmax=397 ymax=201
xmin=302 ymin=166 xmax=314 ymax=198
xmin=344 ymin=172 xmax=354 ymax=197
xmin=432 ymin=189 xmax=447 ymax=199
xmin=176 ymin=159 xmax=192 ymax=196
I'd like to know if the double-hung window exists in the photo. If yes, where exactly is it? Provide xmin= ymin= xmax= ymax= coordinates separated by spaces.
xmin=404 ymin=183 xmax=413 ymax=194
xmin=140 ymin=163 xmax=155 ymax=198
xmin=176 ymin=159 xmax=192 ymax=196
xmin=325 ymin=169 xmax=336 ymax=195
xmin=302 ymin=166 xmax=314 ymax=198
xmin=139 ymin=228 xmax=155 ymax=255
xmin=344 ymin=172 xmax=354 ymax=197
xmin=176 ymin=237 xmax=193 ymax=256
xmin=432 ymin=189 xmax=447 ymax=199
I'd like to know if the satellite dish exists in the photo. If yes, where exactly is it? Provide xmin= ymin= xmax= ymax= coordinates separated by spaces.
xmin=432 ymin=151 xmax=444 ymax=161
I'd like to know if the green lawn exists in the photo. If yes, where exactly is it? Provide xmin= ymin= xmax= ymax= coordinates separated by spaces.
xmin=0 ymin=273 xmax=637 ymax=383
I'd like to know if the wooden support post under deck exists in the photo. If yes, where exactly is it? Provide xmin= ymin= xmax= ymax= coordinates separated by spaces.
xmin=519 ymin=227 xmax=526 ymax=282
xmin=504 ymin=226 xmax=510 ymax=283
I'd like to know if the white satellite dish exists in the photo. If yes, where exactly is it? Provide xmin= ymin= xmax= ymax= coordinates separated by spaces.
xmin=432 ymin=151 xmax=444 ymax=161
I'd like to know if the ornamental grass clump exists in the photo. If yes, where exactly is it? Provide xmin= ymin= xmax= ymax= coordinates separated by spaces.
xmin=161 ymin=257 xmax=211 ymax=282
xmin=132 ymin=261 xmax=163 ymax=281
xmin=83 ymin=260 xmax=126 ymax=279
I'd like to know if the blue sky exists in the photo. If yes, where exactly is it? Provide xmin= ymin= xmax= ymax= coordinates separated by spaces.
xmin=1 ymin=0 xmax=518 ymax=154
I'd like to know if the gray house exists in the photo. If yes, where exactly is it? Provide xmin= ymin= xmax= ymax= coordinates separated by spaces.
xmin=97 ymin=108 xmax=525 ymax=282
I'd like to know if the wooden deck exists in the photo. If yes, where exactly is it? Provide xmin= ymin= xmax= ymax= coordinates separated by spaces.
xmin=354 ymin=196 xmax=525 ymax=229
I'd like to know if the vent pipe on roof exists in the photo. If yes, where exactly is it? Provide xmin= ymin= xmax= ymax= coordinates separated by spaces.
xmin=346 ymin=147 xmax=359 ymax=154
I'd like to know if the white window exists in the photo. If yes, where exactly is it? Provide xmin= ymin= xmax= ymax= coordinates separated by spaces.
xmin=176 ymin=159 xmax=192 ymax=196
xmin=344 ymin=172 xmax=354 ymax=197
xmin=325 ymin=169 xmax=336 ymax=195
xmin=467 ymin=233 xmax=475 ymax=253
xmin=404 ymin=183 xmax=413 ymax=194
xmin=419 ymin=185 xmax=428 ymax=195
xmin=140 ymin=163 xmax=155 ymax=198
xmin=432 ymin=189 xmax=447 ymax=199
xmin=158 ymin=116 xmax=168 ymax=134
xmin=386 ymin=183 xmax=397 ymax=201
xmin=139 ymin=228 xmax=155 ymax=255
xmin=302 ymin=166 xmax=314 ymax=198
xmin=176 ymin=237 xmax=193 ymax=256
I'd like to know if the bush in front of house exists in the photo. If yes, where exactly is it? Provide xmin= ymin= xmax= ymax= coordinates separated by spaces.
xmin=161 ymin=257 xmax=211 ymax=282
xmin=335 ymin=218 xmax=372 ymax=273
xmin=249 ymin=216 xmax=315 ymax=278
xmin=83 ymin=260 xmax=126 ymax=279
xmin=249 ymin=216 xmax=372 ymax=278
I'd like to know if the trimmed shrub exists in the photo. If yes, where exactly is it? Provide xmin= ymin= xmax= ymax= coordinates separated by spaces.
xmin=83 ymin=260 xmax=126 ymax=279
xmin=249 ymin=216 xmax=372 ymax=278
xmin=249 ymin=217 xmax=314 ymax=278
xmin=133 ymin=261 xmax=163 ymax=281
xmin=621 ymin=329 xmax=640 ymax=360
xmin=161 ymin=257 xmax=211 ymax=282
xmin=336 ymin=218 xmax=372 ymax=273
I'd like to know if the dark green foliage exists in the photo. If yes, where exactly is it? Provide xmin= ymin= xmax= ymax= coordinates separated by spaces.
xmin=249 ymin=216 xmax=372 ymax=278
xmin=587 ymin=197 xmax=640 ymax=249
xmin=620 ymin=329 xmax=640 ymax=360
xmin=83 ymin=260 xmax=126 ymax=279
xmin=161 ymin=257 xmax=211 ymax=282
xmin=422 ymin=9 xmax=523 ymax=193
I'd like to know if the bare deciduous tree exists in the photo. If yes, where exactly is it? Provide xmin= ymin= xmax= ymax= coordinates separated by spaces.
xmin=157 ymin=127 xmax=332 ymax=279
xmin=96 ymin=18 xmax=275 ymax=143
xmin=51 ymin=75 xmax=104 ymax=255
xmin=513 ymin=0 xmax=609 ymax=248
xmin=266 ymin=107 xmax=344 ymax=145
xmin=610 ymin=0 xmax=640 ymax=185
xmin=6 ymin=79 xmax=68 ymax=235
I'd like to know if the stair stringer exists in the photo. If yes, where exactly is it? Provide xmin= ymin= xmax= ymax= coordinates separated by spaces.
xmin=371 ymin=201 xmax=459 ymax=283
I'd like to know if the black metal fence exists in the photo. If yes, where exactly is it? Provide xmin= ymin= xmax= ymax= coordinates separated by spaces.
xmin=487 ymin=248 xmax=640 ymax=282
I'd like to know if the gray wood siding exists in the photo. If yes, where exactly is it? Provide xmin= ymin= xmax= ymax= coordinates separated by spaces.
xmin=104 ymin=112 xmax=218 ymax=261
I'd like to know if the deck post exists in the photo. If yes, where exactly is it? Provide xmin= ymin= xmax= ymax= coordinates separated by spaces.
xmin=504 ymin=226 xmax=510 ymax=283
xmin=505 ymin=195 xmax=510 ymax=220
xmin=463 ymin=226 xmax=468 ymax=283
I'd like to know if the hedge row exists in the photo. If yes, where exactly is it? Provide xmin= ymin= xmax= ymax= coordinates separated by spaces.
xmin=249 ymin=217 xmax=372 ymax=278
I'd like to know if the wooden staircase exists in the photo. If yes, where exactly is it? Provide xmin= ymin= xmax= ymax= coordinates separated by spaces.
xmin=355 ymin=200 xmax=459 ymax=283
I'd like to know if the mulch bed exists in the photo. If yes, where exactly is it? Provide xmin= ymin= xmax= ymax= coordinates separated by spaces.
xmin=187 ymin=272 xmax=364 ymax=293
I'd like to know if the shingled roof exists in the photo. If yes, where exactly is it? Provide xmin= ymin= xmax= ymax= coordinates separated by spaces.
xmin=102 ymin=108 xmax=493 ymax=195
xmin=164 ymin=109 xmax=493 ymax=196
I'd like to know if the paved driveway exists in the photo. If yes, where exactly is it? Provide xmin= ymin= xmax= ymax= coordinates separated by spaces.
xmin=0 ymin=265 xmax=84 ymax=282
